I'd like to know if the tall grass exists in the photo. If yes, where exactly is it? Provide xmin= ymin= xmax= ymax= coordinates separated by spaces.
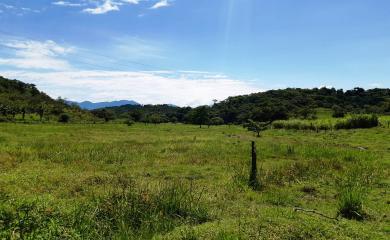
xmin=0 ymin=181 xmax=210 ymax=239
xmin=338 ymin=186 xmax=365 ymax=220
xmin=0 ymin=123 xmax=388 ymax=239
xmin=273 ymin=114 xmax=379 ymax=131
xmin=334 ymin=114 xmax=378 ymax=130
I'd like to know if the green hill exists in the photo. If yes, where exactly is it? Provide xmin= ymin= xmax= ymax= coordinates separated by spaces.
xmin=0 ymin=76 xmax=89 ymax=122
xmin=105 ymin=87 xmax=390 ymax=125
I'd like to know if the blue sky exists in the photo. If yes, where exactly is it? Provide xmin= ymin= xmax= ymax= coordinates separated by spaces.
xmin=0 ymin=0 xmax=389 ymax=106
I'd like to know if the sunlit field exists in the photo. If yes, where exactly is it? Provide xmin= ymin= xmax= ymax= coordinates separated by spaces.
xmin=0 ymin=123 xmax=389 ymax=239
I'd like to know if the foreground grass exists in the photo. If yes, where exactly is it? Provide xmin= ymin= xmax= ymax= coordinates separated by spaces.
xmin=0 ymin=123 xmax=389 ymax=239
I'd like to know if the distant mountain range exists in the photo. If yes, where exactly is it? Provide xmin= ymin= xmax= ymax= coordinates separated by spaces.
xmin=66 ymin=100 xmax=140 ymax=110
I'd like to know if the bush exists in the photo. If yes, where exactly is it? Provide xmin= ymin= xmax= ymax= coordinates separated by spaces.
xmin=58 ymin=113 xmax=70 ymax=123
xmin=209 ymin=117 xmax=224 ymax=126
xmin=332 ymin=105 xmax=345 ymax=118
xmin=124 ymin=119 xmax=135 ymax=126
xmin=334 ymin=114 xmax=378 ymax=129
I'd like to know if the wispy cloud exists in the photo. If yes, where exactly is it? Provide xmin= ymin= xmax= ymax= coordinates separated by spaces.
xmin=52 ymin=1 xmax=85 ymax=7
xmin=0 ymin=3 xmax=41 ymax=14
xmin=0 ymin=39 xmax=73 ymax=70
xmin=150 ymin=0 xmax=171 ymax=9
xmin=0 ymin=3 xmax=15 ymax=10
xmin=83 ymin=0 xmax=141 ymax=15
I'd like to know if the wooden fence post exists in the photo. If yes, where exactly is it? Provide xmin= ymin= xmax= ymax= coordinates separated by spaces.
xmin=249 ymin=141 xmax=259 ymax=189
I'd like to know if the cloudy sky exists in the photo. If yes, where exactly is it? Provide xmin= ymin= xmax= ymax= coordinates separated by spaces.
xmin=0 ymin=0 xmax=389 ymax=106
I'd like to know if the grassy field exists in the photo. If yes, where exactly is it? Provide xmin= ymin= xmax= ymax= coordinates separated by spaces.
xmin=0 ymin=123 xmax=389 ymax=239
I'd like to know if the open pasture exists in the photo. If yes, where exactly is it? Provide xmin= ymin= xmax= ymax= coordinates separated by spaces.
xmin=0 ymin=123 xmax=389 ymax=239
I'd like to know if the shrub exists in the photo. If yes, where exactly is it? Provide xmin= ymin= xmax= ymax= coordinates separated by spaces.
xmin=332 ymin=105 xmax=345 ymax=118
xmin=209 ymin=117 xmax=224 ymax=126
xmin=124 ymin=118 xmax=135 ymax=126
xmin=334 ymin=114 xmax=378 ymax=129
xmin=58 ymin=113 xmax=70 ymax=123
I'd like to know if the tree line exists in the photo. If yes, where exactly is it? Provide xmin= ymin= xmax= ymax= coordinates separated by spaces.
xmin=93 ymin=87 xmax=390 ymax=126
xmin=1 ymin=76 xmax=389 ymax=125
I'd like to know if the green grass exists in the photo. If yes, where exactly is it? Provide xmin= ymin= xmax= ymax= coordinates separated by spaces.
xmin=0 ymin=123 xmax=389 ymax=239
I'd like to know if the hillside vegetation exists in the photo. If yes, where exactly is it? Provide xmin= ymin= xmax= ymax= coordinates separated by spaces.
xmin=102 ymin=87 xmax=390 ymax=125
xmin=0 ymin=76 xmax=93 ymax=122
xmin=1 ymin=76 xmax=389 ymax=125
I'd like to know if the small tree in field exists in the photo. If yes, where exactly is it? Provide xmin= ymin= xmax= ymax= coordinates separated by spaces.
xmin=58 ymin=113 xmax=70 ymax=123
xmin=92 ymin=109 xmax=115 ymax=122
xmin=245 ymin=119 xmax=272 ymax=137
xmin=189 ymin=106 xmax=210 ymax=128
xmin=209 ymin=117 xmax=224 ymax=126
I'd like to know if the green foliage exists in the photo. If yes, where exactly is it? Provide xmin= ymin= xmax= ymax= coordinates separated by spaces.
xmin=105 ymin=87 xmax=390 ymax=124
xmin=272 ymin=119 xmax=333 ymax=131
xmin=332 ymin=105 xmax=346 ymax=118
xmin=272 ymin=114 xmax=379 ymax=131
xmin=58 ymin=113 xmax=70 ymax=123
xmin=298 ymin=107 xmax=317 ymax=120
xmin=209 ymin=117 xmax=224 ymax=126
xmin=0 ymin=76 xmax=92 ymax=123
xmin=91 ymin=109 xmax=115 ymax=122
xmin=125 ymin=118 xmax=135 ymax=126
xmin=334 ymin=114 xmax=379 ymax=129
xmin=245 ymin=119 xmax=272 ymax=137
xmin=212 ymin=87 xmax=390 ymax=124
xmin=186 ymin=106 xmax=210 ymax=127
xmin=147 ymin=113 xmax=168 ymax=124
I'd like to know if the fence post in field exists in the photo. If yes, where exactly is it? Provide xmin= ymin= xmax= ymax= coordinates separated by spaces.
xmin=249 ymin=141 xmax=259 ymax=189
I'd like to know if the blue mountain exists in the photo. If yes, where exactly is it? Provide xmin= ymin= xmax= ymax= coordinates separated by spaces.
xmin=66 ymin=100 xmax=140 ymax=110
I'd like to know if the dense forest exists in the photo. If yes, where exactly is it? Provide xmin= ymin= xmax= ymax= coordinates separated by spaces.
xmin=100 ymin=87 xmax=390 ymax=125
xmin=0 ymin=76 xmax=90 ymax=122
xmin=1 ymin=76 xmax=389 ymax=124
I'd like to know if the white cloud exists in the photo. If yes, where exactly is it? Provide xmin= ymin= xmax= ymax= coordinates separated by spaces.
xmin=83 ymin=0 xmax=119 ymax=14
xmin=0 ymin=39 xmax=73 ymax=70
xmin=0 ymin=37 xmax=262 ymax=106
xmin=1 ymin=70 xmax=262 ymax=106
xmin=83 ymin=0 xmax=141 ymax=14
xmin=52 ymin=1 xmax=84 ymax=7
xmin=122 ymin=0 xmax=140 ymax=4
xmin=150 ymin=0 xmax=171 ymax=9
